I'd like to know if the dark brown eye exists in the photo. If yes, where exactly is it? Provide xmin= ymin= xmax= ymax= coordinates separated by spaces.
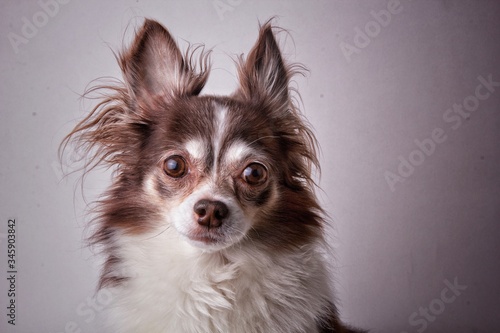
xmin=164 ymin=155 xmax=188 ymax=178
xmin=242 ymin=163 xmax=268 ymax=186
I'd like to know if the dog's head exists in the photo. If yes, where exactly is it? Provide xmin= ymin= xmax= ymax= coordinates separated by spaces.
xmin=64 ymin=19 xmax=323 ymax=254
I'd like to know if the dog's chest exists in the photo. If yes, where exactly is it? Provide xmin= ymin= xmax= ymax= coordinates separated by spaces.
xmin=104 ymin=238 xmax=326 ymax=333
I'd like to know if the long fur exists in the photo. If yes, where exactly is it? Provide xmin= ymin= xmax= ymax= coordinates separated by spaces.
xmin=61 ymin=18 xmax=365 ymax=333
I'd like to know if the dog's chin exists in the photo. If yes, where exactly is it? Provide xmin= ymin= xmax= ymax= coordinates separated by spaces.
xmin=179 ymin=228 xmax=242 ymax=252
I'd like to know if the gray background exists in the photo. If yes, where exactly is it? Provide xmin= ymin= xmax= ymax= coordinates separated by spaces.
xmin=1 ymin=0 xmax=499 ymax=332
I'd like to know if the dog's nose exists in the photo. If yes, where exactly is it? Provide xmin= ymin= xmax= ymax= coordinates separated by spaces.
xmin=193 ymin=199 xmax=229 ymax=229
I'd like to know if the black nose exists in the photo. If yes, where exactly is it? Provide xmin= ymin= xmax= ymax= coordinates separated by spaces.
xmin=193 ymin=199 xmax=229 ymax=229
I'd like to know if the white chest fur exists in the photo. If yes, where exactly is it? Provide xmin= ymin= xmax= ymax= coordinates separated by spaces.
xmin=102 ymin=231 xmax=331 ymax=333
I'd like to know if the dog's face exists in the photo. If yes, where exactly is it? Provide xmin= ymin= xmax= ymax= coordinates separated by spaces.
xmin=69 ymin=20 xmax=323 ymax=255
xmin=143 ymin=96 xmax=283 ymax=251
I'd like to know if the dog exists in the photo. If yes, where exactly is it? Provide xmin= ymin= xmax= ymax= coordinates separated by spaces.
xmin=62 ymin=18 xmax=365 ymax=333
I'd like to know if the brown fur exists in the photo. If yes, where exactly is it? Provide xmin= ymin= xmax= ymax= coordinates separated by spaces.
xmin=60 ymin=18 xmax=365 ymax=332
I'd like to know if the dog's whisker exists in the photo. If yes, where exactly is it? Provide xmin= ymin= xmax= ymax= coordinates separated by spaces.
xmin=247 ymin=135 xmax=280 ymax=146
xmin=143 ymin=224 xmax=171 ymax=241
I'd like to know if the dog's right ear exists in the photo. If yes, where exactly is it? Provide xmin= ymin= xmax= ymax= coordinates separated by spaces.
xmin=120 ymin=19 xmax=209 ymax=101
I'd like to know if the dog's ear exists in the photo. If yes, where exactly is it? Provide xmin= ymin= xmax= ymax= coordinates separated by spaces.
xmin=236 ymin=22 xmax=290 ymax=108
xmin=120 ymin=19 xmax=209 ymax=100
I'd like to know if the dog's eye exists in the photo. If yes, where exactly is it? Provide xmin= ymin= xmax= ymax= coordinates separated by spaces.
xmin=242 ymin=163 xmax=268 ymax=186
xmin=164 ymin=155 xmax=188 ymax=178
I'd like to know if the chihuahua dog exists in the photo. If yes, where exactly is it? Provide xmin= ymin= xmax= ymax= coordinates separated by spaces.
xmin=63 ymin=19 xmax=365 ymax=333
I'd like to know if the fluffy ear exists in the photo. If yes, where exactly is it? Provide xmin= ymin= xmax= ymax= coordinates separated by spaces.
xmin=236 ymin=22 xmax=290 ymax=107
xmin=60 ymin=20 xmax=211 ymax=174
xmin=120 ymin=19 xmax=209 ymax=100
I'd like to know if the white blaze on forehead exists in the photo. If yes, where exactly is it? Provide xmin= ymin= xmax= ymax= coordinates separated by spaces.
xmin=213 ymin=104 xmax=229 ymax=169
xmin=184 ymin=138 xmax=206 ymax=160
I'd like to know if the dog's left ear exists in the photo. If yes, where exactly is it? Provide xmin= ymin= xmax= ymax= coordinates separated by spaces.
xmin=236 ymin=22 xmax=290 ymax=108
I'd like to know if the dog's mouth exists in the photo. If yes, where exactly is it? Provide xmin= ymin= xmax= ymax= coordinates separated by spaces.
xmin=183 ymin=229 xmax=226 ymax=247
xmin=188 ymin=232 xmax=221 ymax=244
